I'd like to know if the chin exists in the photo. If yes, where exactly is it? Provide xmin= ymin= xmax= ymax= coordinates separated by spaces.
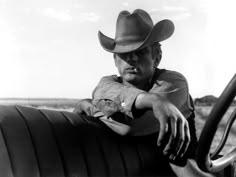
xmin=125 ymin=77 xmax=143 ymax=86
xmin=124 ymin=74 xmax=137 ymax=82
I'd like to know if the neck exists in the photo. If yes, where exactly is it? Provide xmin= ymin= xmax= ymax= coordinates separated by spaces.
xmin=121 ymin=69 xmax=158 ymax=90
xmin=122 ymin=76 xmax=154 ymax=91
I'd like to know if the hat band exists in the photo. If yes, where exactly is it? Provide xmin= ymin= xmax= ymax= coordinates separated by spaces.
xmin=115 ymin=35 xmax=146 ymax=45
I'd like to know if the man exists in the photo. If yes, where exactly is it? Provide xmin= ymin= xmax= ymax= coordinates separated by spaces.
xmin=74 ymin=9 xmax=205 ymax=175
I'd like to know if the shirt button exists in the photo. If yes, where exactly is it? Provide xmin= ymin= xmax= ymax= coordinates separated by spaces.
xmin=121 ymin=102 xmax=126 ymax=107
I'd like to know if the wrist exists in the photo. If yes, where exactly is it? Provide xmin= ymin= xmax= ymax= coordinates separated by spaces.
xmin=135 ymin=93 xmax=161 ymax=110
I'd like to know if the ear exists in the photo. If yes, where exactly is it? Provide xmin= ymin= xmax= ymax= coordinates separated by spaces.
xmin=155 ymin=54 xmax=161 ymax=67
xmin=152 ymin=47 xmax=162 ymax=68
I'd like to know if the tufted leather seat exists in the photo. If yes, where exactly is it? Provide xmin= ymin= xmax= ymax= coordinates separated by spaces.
xmin=0 ymin=105 xmax=176 ymax=177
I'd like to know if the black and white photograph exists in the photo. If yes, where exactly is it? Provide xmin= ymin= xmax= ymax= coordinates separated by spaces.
xmin=0 ymin=0 xmax=235 ymax=176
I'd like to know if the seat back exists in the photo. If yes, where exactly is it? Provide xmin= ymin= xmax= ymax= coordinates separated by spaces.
xmin=0 ymin=105 xmax=175 ymax=177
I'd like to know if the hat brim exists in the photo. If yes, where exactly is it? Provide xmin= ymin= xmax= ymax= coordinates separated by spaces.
xmin=98 ymin=19 xmax=174 ymax=53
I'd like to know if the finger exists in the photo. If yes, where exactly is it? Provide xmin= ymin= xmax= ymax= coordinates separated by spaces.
xmin=73 ymin=106 xmax=83 ymax=114
xmin=174 ymin=118 xmax=185 ymax=158
xmin=180 ymin=123 xmax=191 ymax=157
xmin=85 ymin=107 xmax=93 ymax=116
xmin=163 ymin=116 xmax=177 ymax=156
xmin=83 ymin=101 xmax=94 ymax=116
xmin=85 ymin=109 xmax=90 ymax=116
xmin=157 ymin=117 xmax=168 ymax=146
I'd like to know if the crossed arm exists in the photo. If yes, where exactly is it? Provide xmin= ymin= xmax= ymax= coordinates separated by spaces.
xmin=75 ymin=73 xmax=192 ymax=161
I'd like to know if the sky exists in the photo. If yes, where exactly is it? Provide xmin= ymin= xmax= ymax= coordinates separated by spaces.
xmin=0 ymin=0 xmax=235 ymax=99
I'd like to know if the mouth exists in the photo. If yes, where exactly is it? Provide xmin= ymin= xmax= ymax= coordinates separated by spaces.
xmin=125 ymin=67 xmax=138 ymax=73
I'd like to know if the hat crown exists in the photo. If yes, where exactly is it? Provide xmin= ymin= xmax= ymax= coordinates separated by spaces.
xmin=98 ymin=9 xmax=174 ymax=53
xmin=115 ymin=9 xmax=154 ymax=45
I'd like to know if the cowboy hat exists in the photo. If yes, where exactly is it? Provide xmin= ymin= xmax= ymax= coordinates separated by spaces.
xmin=98 ymin=9 xmax=175 ymax=53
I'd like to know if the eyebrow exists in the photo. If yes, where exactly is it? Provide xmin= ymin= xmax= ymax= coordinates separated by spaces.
xmin=135 ymin=47 xmax=150 ymax=53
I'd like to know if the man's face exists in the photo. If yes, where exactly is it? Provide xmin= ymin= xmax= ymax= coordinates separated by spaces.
xmin=114 ymin=46 xmax=156 ymax=85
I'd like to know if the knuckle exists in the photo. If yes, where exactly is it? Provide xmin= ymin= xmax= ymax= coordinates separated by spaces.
xmin=188 ymin=135 xmax=191 ymax=142
xmin=185 ymin=135 xmax=191 ymax=142
xmin=178 ymin=118 xmax=184 ymax=125
xmin=170 ymin=134 xmax=176 ymax=140
xmin=179 ymin=137 xmax=185 ymax=143
xmin=185 ymin=121 xmax=190 ymax=127
xmin=171 ymin=115 xmax=178 ymax=121
xmin=159 ymin=124 xmax=165 ymax=131
xmin=185 ymin=141 xmax=190 ymax=150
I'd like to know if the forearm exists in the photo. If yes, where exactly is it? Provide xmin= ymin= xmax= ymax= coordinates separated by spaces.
xmin=93 ymin=75 xmax=143 ymax=100
xmin=134 ymin=92 xmax=185 ymax=122
xmin=134 ymin=92 xmax=163 ymax=110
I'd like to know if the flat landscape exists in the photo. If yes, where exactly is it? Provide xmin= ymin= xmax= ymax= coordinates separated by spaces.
xmin=194 ymin=105 xmax=236 ymax=154
xmin=0 ymin=98 xmax=235 ymax=156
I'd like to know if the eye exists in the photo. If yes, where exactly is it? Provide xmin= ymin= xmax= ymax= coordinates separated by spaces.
xmin=136 ymin=48 xmax=147 ymax=55
xmin=117 ymin=53 xmax=128 ymax=59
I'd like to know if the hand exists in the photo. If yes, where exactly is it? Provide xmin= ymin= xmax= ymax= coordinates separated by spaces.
xmin=152 ymin=96 xmax=191 ymax=161
xmin=73 ymin=99 xmax=94 ymax=116
xmin=135 ymin=93 xmax=191 ymax=161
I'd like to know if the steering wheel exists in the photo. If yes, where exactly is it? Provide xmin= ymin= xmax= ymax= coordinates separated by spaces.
xmin=196 ymin=74 xmax=236 ymax=173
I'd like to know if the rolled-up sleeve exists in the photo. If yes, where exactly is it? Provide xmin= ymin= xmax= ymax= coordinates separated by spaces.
xmin=150 ymin=70 xmax=193 ymax=118
xmin=92 ymin=75 xmax=145 ymax=118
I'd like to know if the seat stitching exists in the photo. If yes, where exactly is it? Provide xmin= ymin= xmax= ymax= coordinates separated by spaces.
xmin=59 ymin=112 xmax=75 ymax=126
xmin=39 ymin=110 xmax=67 ymax=177
xmin=16 ymin=105 xmax=41 ymax=177
xmin=0 ymin=123 xmax=14 ymax=177
xmin=60 ymin=111 xmax=90 ymax=177
xmin=78 ymin=114 xmax=90 ymax=124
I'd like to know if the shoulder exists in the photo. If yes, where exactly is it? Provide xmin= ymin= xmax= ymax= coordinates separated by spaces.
xmin=155 ymin=69 xmax=189 ymax=88
xmin=158 ymin=69 xmax=187 ymax=81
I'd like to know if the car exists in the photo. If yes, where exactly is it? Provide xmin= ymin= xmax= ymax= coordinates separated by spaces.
xmin=0 ymin=74 xmax=235 ymax=177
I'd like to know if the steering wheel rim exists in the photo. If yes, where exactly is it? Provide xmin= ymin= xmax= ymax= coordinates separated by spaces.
xmin=196 ymin=74 xmax=236 ymax=173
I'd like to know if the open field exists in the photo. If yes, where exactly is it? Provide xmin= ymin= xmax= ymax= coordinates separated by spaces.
xmin=0 ymin=98 xmax=235 ymax=156
xmin=195 ymin=106 xmax=236 ymax=155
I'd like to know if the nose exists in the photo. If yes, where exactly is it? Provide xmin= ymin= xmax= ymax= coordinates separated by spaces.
xmin=126 ymin=52 xmax=138 ymax=65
